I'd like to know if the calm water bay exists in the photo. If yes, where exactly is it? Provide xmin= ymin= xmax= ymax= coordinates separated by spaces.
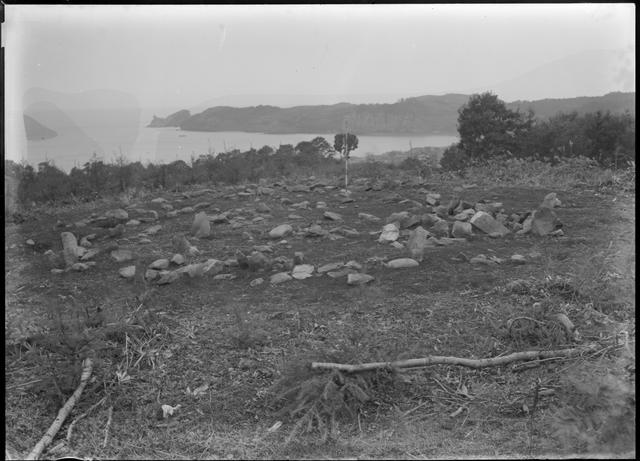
xmin=25 ymin=123 xmax=458 ymax=173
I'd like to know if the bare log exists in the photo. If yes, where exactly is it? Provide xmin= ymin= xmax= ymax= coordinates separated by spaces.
xmin=26 ymin=358 xmax=94 ymax=460
xmin=310 ymin=343 xmax=598 ymax=373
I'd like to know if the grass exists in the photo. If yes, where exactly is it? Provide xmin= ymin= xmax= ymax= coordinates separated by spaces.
xmin=5 ymin=165 xmax=635 ymax=459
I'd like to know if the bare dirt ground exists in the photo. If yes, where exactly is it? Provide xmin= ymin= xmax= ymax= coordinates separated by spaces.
xmin=5 ymin=178 xmax=635 ymax=459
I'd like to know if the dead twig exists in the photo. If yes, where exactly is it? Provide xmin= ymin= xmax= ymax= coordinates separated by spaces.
xmin=66 ymin=396 xmax=106 ymax=442
xmin=103 ymin=405 xmax=114 ymax=448
xmin=310 ymin=343 xmax=599 ymax=373
xmin=26 ymin=358 xmax=94 ymax=460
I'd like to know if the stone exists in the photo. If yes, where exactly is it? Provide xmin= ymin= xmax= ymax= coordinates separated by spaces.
xmin=340 ymin=197 xmax=355 ymax=204
xmin=549 ymin=229 xmax=564 ymax=237
xmin=257 ymin=186 xmax=274 ymax=196
xmin=248 ymin=251 xmax=272 ymax=271
xmin=144 ymin=224 xmax=162 ymax=235
xmin=79 ymin=236 xmax=92 ymax=247
xmin=469 ymin=254 xmax=496 ymax=265
xmin=192 ymin=212 xmax=211 ymax=238
xmin=270 ymin=272 xmax=292 ymax=284
xmin=293 ymin=252 xmax=304 ymax=265
xmin=126 ymin=219 xmax=141 ymax=227
xmin=318 ymin=262 xmax=344 ymax=273
xmin=530 ymin=208 xmax=562 ymax=236
xmin=292 ymin=264 xmax=315 ymax=280
xmin=80 ymin=249 xmax=100 ymax=261
xmin=425 ymin=193 xmax=440 ymax=206
xmin=119 ymin=265 xmax=136 ymax=279
xmin=145 ymin=269 xmax=160 ymax=281
xmin=323 ymin=211 xmax=342 ymax=221
xmin=171 ymin=254 xmax=186 ymax=265
xmin=327 ymin=268 xmax=358 ymax=279
xmin=25 ymin=239 xmax=35 ymax=246
xmin=151 ymin=197 xmax=167 ymax=203
xmin=106 ymin=209 xmax=128 ymax=221
xmin=510 ymin=254 xmax=527 ymax=265
xmin=331 ymin=226 xmax=359 ymax=237
xmin=378 ymin=223 xmax=400 ymax=243
xmin=213 ymin=273 xmax=237 ymax=281
xmin=203 ymin=259 xmax=225 ymax=274
xmin=250 ymin=278 xmax=264 ymax=287
xmin=288 ymin=214 xmax=303 ymax=220
xmin=345 ymin=260 xmax=363 ymax=270
xmin=157 ymin=271 xmax=180 ymax=285
xmin=149 ymin=259 xmax=170 ymax=270
xmin=304 ymin=224 xmax=327 ymax=238
xmin=316 ymin=201 xmax=328 ymax=209
xmin=386 ymin=211 xmax=410 ymax=227
xmin=108 ymin=224 xmax=125 ymax=239
xmin=429 ymin=220 xmax=450 ymax=238
xmin=51 ymin=268 xmax=65 ymax=274
xmin=288 ymin=184 xmax=310 ymax=193
xmin=541 ymin=192 xmax=561 ymax=209
xmin=71 ymin=262 xmax=92 ymax=271
xmin=347 ymin=273 xmax=375 ymax=285
xmin=391 ymin=241 xmax=404 ymax=250
xmin=210 ymin=214 xmax=230 ymax=224
xmin=111 ymin=249 xmax=133 ymax=262
xmin=451 ymin=221 xmax=473 ymax=238
xmin=252 ymin=216 xmax=265 ymax=223
xmin=470 ymin=211 xmax=510 ymax=237
xmin=179 ymin=206 xmax=195 ymax=214
xmin=272 ymin=256 xmax=294 ymax=272
xmin=453 ymin=209 xmax=475 ymax=221
xmin=358 ymin=212 xmax=381 ymax=223
xmin=166 ymin=210 xmax=178 ymax=218
xmin=385 ymin=258 xmax=420 ymax=269
xmin=256 ymin=202 xmax=271 ymax=213
xmin=193 ymin=202 xmax=212 ymax=211
xmin=407 ymin=226 xmax=430 ymax=262
xmin=61 ymin=232 xmax=81 ymax=267
xmin=180 ymin=263 xmax=205 ymax=278
xmin=420 ymin=214 xmax=440 ymax=228
xmin=269 ymin=224 xmax=293 ymax=239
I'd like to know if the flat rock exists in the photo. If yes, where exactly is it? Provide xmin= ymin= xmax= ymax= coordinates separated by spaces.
xmin=145 ymin=269 xmax=160 ymax=281
xmin=316 ymin=201 xmax=328 ymax=209
xmin=213 ymin=273 xmax=237 ymax=281
xmin=143 ymin=224 xmax=162 ymax=235
xmin=209 ymin=213 xmax=230 ymax=224
xmin=250 ymin=277 xmax=264 ymax=287
xmin=292 ymin=264 xmax=315 ymax=280
xmin=304 ymin=224 xmax=327 ymax=238
xmin=453 ymin=209 xmax=476 ymax=221
xmin=469 ymin=254 xmax=496 ymax=265
xmin=157 ymin=271 xmax=180 ymax=285
xmin=318 ymin=262 xmax=344 ymax=273
xmin=425 ymin=193 xmax=440 ymax=206
xmin=327 ymin=268 xmax=358 ymax=279
xmin=270 ymin=272 xmax=292 ymax=284
xmin=510 ymin=254 xmax=527 ymax=265
xmin=323 ymin=211 xmax=342 ymax=221
xmin=149 ymin=258 xmax=170 ymax=270
xmin=358 ymin=212 xmax=381 ymax=223
xmin=80 ymin=248 xmax=100 ymax=261
xmin=347 ymin=273 xmax=375 ymax=285
xmin=119 ymin=265 xmax=136 ymax=279
xmin=111 ymin=249 xmax=134 ymax=262
xmin=470 ymin=211 xmax=510 ymax=237
xmin=269 ymin=224 xmax=293 ymax=239
xmin=255 ymin=202 xmax=271 ymax=213
xmin=385 ymin=258 xmax=420 ymax=269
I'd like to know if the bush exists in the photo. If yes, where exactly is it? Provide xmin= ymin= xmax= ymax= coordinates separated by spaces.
xmin=440 ymin=144 xmax=470 ymax=173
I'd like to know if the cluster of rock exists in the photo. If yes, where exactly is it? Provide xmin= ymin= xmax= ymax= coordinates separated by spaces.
xmin=35 ymin=179 xmax=564 ymax=289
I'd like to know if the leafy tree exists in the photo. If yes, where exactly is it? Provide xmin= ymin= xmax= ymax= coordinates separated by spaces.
xmin=457 ymin=92 xmax=533 ymax=160
xmin=333 ymin=133 xmax=359 ymax=158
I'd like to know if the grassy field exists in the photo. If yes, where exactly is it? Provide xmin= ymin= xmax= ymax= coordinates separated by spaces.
xmin=5 ymin=170 xmax=635 ymax=459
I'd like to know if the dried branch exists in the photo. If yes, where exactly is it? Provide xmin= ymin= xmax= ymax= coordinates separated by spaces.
xmin=26 ymin=358 xmax=94 ymax=460
xmin=310 ymin=343 xmax=599 ymax=373
xmin=66 ymin=396 xmax=106 ymax=442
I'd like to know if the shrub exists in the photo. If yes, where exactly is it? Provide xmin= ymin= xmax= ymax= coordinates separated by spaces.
xmin=440 ymin=143 xmax=470 ymax=173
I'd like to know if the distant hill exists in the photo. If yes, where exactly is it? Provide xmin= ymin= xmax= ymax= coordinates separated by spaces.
xmin=159 ymin=92 xmax=634 ymax=136
xmin=148 ymin=109 xmax=191 ymax=127
xmin=23 ymin=114 xmax=57 ymax=141
xmin=507 ymin=92 xmax=635 ymax=119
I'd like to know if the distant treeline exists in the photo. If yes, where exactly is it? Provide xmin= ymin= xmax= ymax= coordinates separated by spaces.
xmin=5 ymin=95 xmax=636 ymax=211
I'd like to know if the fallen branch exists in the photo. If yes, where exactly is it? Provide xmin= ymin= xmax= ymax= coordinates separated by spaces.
xmin=310 ymin=343 xmax=599 ymax=373
xmin=26 ymin=358 xmax=94 ymax=460
xmin=103 ymin=406 xmax=114 ymax=448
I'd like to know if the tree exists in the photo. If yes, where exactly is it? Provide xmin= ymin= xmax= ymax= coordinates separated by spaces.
xmin=457 ymin=92 xmax=533 ymax=160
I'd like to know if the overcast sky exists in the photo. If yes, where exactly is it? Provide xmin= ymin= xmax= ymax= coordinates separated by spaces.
xmin=3 ymin=3 xmax=635 ymax=113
